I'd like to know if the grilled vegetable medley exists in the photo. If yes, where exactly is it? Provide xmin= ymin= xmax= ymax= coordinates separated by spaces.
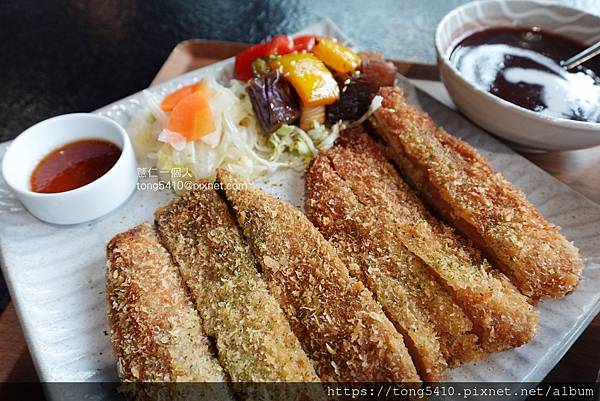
xmin=234 ymin=35 xmax=396 ymax=133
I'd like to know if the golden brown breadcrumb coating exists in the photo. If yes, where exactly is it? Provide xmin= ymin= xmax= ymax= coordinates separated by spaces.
xmin=321 ymin=128 xmax=538 ymax=353
xmin=217 ymin=169 xmax=420 ymax=383
xmin=371 ymin=87 xmax=583 ymax=300
xmin=105 ymin=223 xmax=228 ymax=385
xmin=306 ymin=140 xmax=484 ymax=380
xmin=154 ymin=186 xmax=321 ymax=386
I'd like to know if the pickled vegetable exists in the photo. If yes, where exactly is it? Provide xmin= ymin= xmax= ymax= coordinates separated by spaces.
xmin=312 ymin=38 xmax=361 ymax=74
xmin=160 ymin=82 xmax=211 ymax=112
xmin=247 ymin=70 xmax=300 ymax=133
xmin=167 ymin=91 xmax=215 ymax=141
xmin=279 ymin=53 xmax=339 ymax=107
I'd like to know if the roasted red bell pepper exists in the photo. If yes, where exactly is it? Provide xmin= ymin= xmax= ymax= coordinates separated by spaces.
xmin=292 ymin=35 xmax=317 ymax=52
xmin=234 ymin=35 xmax=295 ymax=80
xmin=265 ymin=35 xmax=294 ymax=55
xmin=234 ymin=42 xmax=268 ymax=81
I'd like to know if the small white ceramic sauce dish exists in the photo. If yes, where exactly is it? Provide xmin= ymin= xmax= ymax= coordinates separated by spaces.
xmin=1 ymin=113 xmax=137 ymax=225
xmin=435 ymin=0 xmax=600 ymax=151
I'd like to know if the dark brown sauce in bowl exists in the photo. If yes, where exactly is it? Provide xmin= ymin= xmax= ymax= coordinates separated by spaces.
xmin=450 ymin=27 xmax=600 ymax=123
xmin=31 ymin=139 xmax=121 ymax=193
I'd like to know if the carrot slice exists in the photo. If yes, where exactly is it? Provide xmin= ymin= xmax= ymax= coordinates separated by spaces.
xmin=167 ymin=92 xmax=215 ymax=141
xmin=161 ymin=84 xmax=196 ymax=112
xmin=160 ymin=82 xmax=211 ymax=112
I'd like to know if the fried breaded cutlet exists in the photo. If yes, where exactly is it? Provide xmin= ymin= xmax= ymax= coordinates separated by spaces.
xmin=320 ymin=128 xmax=538 ymax=353
xmin=371 ymin=87 xmax=583 ymax=300
xmin=306 ymin=143 xmax=484 ymax=381
xmin=155 ymin=186 xmax=320 ymax=388
xmin=217 ymin=169 xmax=420 ymax=383
xmin=106 ymin=223 xmax=228 ymax=387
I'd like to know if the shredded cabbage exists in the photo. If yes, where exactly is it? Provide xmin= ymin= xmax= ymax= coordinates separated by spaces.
xmin=126 ymin=109 xmax=161 ymax=159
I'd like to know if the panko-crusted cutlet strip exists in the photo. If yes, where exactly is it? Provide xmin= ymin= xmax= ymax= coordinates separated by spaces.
xmin=324 ymin=128 xmax=538 ymax=352
xmin=371 ymin=87 xmax=583 ymax=300
xmin=154 ymin=185 xmax=321 ymax=386
xmin=306 ymin=140 xmax=483 ymax=380
xmin=217 ymin=169 xmax=420 ymax=383
xmin=105 ymin=223 xmax=227 ymax=384
xmin=306 ymin=152 xmax=446 ymax=381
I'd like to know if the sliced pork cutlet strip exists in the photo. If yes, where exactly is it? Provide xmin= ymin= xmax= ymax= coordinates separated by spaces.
xmin=154 ymin=186 xmax=320 ymax=386
xmin=217 ymin=169 xmax=420 ymax=383
xmin=306 ymin=152 xmax=445 ymax=381
xmin=306 ymin=148 xmax=483 ymax=379
xmin=326 ymin=128 xmax=538 ymax=352
xmin=371 ymin=87 xmax=583 ymax=301
xmin=106 ymin=223 xmax=228 ymax=387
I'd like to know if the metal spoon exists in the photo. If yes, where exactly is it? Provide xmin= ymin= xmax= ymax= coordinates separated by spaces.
xmin=561 ymin=40 xmax=600 ymax=70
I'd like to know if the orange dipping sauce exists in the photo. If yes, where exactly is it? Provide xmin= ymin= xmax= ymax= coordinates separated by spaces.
xmin=31 ymin=139 xmax=121 ymax=194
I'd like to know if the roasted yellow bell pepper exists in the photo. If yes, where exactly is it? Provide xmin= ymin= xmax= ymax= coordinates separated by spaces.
xmin=278 ymin=53 xmax=340 ymax=107
xmin=312 ymin=37 xmax=361 ymax=74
